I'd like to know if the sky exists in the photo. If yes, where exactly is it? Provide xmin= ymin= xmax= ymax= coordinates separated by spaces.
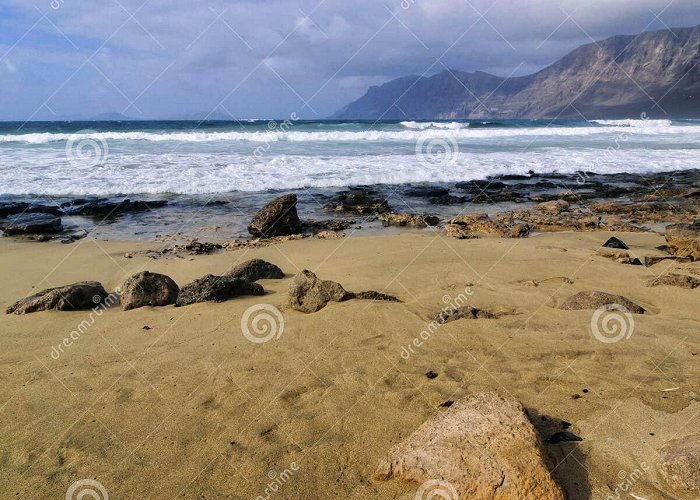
xmin=1 ymin=0 xmax=699 ymax=120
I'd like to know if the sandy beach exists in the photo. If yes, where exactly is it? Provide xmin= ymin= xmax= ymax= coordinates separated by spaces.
xmin=0 ymin=229 xmax=698 ymax=499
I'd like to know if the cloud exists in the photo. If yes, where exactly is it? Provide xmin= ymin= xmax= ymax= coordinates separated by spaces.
xmin=0 ymin=0 xmax=699 ymax=119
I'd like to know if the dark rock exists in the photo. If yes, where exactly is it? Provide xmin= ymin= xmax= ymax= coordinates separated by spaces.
xmin=602 ymin=236 xmax=629 ymax=250
xmin=323 ymin=191 xmax=390 ymax=215
xmin=547 ymin=432 xmax=583 ymax=444
xmin=405 ymin=186 xmax=450 ymax=198
xmin=378 ymin=212 xmax=440 ymax=228
xmin=440 ymin=400 xmax=454 ymax=407
xmin=429 ymin=194 xmax=468 ymax=205
xmin=558 ymin=291 xmax=646 ymax=314
xmin=352 ymin=290 xmax=401 ymax=302
xmin=120 ymin=271 xmax=179 ymax=310
xmin=7 ymin=281 xmax=109 ymax=314
xmin=301 ymin=218 xmax=355 ymax=234
xmin=455 ymin=180 xmax=507 ymax=192
xmin=226 ymin=259 xmax=284 ymax=282
xmin=426 ymin=370 xmax=438 ymax=379
xmin=288 ymin=270 xmax=352 ymax=313
xmin=0 ymin=213 xmax=63 ymax=235
xmin=176 ymin=275 xmax=264 ymax=306
xmin=646 ymin=274 xmax=700 ymax=289
xmin=665 ymin=221 xmax=700 ymax=261
xmin=248 ymin=194 xmax=302 ymax=237
xmin=429 ymin=306 xmax=497 ymax=324
xmin=65 ymin=198 xmax=167 ymax=217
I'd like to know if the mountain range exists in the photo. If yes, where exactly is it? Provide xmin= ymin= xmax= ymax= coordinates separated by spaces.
xmin=333 ymin=25 xmax=700 ymax=120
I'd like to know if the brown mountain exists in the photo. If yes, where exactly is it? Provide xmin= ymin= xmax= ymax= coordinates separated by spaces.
xmin=332 ymin=25 xmax=700 ymax=120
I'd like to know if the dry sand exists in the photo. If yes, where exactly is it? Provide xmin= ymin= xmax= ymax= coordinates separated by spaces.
xmin=0 ymin=231 xmax=698 ymax=499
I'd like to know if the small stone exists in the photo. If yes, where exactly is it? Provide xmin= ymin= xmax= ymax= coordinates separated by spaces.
xmin=288 ymin=270 xmax=352 ymax=313
xmin=426 ymin=370 xmax=438 ymax=379
xmin=602 ymin=236 xmax=629 ymax=249
xmin=121 ymin=271 xmax=179 ymax=311
xmin=547 ymin=432 xmax=583 ymax=444
xmin=226 ymin=259 xmax=284 ymax=282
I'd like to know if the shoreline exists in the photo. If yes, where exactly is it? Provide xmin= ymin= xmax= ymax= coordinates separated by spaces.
xmin=1 ymin=230 xmax=698 ymax=498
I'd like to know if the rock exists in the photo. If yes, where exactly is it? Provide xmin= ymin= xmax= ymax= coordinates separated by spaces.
xmin=644 ymin=255 xmax=692 ymax=267
xmin=429 ymin=306 xmax=497 ymax=324
xmin=120 ymin=271 xmax=179 ymax=311
xmin=378 ymin=212 xmax=440 ymax=228
xmin=444 ymin=213 xmax=529 ymax=239
xmin=226 ymin=259 xmax=284 ymax=282
xmin=602 ymin=236 xmax=629 ymax=249
xmin=547 ymin=431 xmax=583 ymax=444
xmin=455 ymin=180 xmax=507 ymax=192
xmin=558 ymin=291 xmax=646 ymax=314
xmin=646 ymin=274 xmax=700 ymax=289
xmin=176 ymin=275 xmax=264 ymax=306
xmin=375 ymin=392 xmax=564 ymax=500
xmin=352 ymin=291 xmax=401 ymax=302
xmin=429 ymin=194 xmax=468 ymax=205
xmin=288 ymin=270 xmax=352 ymax=313
xmin=597 ymin=249 xmax=642 ymax=265
xmin=665 ymin=222 xmax=700 ymax=261
xmin=536 ymin=200 xmax=570 ymax=213
xmin=64 ymin=198 xmax=167 ymax=217
xmin=323 ymin=191 xmax=390 ymax=214
xmin=6 ymin=281 xmax=109 ymax=314
xmin=405 ymin=186 xmax=450 ymax=198
xmin=248 ymin=194 xmax=302 ymax=237
xmin=658 ymin=434 xmax=700 ymax=495
xmin=0 ymin=213 xmax=63 ymax=235
xmin=315 ymin=230 xmax=343 ymax=239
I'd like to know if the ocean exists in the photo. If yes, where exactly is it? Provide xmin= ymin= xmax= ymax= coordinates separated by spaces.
xmin=0 ymin=118 xmax=698 ymax=240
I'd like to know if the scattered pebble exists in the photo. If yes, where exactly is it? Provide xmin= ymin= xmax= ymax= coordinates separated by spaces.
xmin=426 ymin=371 xmax=438 ymax=379
xmin=439 ymin=400 xmax=454 ymax=408
xmin=142 ymin=325 xmax=151 ymax=330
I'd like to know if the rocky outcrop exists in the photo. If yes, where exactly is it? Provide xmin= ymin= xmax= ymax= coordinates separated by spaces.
xmin=120 ymin=271 xmax=179 ymax=310
xmin=176 ymin=275 xmax=264 ymax=306
xmin=248 ymin=194 xmax=302 ymax=237
xmin=226 ymin=259 xmax=284 ymax=282
xmin=558 ymin=291 xmax=646 ymax=314
xmin=0 ymin=213 xmax=63 ymax=235
xmin=658 ymin=434 xmax=700 ymax=497
xmin=646 ymin=273 xmax=700 ymax=289
xmin=378 ymin=212 xmax=440 ymax=228
xmin=6 ymin=281 xmax=109 ymax=314
xmin=374 ymin=392 xmax=564 ymax=500
xmin=63 ymin=198 xmax=167 ymax=217
xmin=288 ymin=270 xmax=401 ymax=313
xmin=444 ymin=213 xmax=530 ymax=239
xmin=536 ymin=200 xmax=570 ymax=214
xmin=288 ymin=270 xmax=352 ymax=313
xmin=323 ymin=191 xmax=390 ymax=215
xmin=665 ymin=222 xmax=700 ymax=261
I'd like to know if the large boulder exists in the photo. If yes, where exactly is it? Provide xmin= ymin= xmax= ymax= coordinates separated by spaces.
xmin=176 ymin=275 xmax=263 ymax=306
xmin=0 ymin=213 xmax=63 ymax=235
xmin=6 ymin=281 xmax=109 ymax=314
xmin=120 ymin=271 xmax=179 ymax=311
xmin=658 ymin=434 xmax=700 ymax=497
xmin=665 ymin=222 xmax=700 ymax=261
xmin=226 ymin=259 xmax=284 ymax=281
xmin=375 ymin=392 xmax=564 ymax=500
xmin=558 ymin=291 xmax=645 ymax=314
xmin=288 ymin=270 xmax=352 ymax=313
xmin=248 ymin=194 xmax=302 ymax=237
